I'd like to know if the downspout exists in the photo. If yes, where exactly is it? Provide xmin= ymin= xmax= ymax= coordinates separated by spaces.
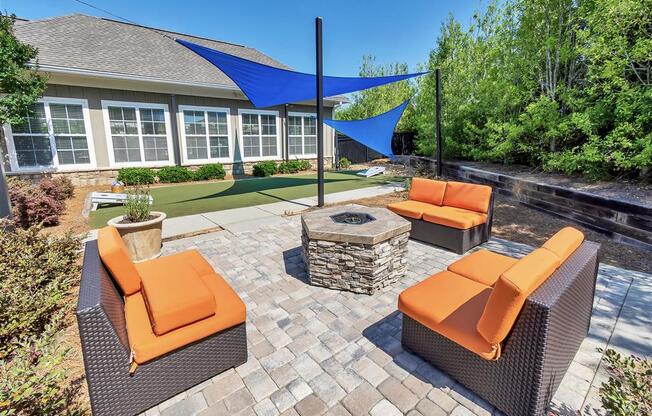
xmin=284 ymin=104 xmax=289 ymax=161
xmin=169 ymin=94 xmax=182 ymax=166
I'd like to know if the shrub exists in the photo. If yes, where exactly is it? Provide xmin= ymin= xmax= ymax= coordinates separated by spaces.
xmin=338 ymin=157 xmax=351 ymax=169
xmin=117 ymin=167 xmax=156 ymax=185
xmin=8 ymin=180 xmax=63 ymax=228
xmin=194 ymin=163 xmax=226 ymax=181
xmin=0 ymin=223 xmax=80 ymax=356
xmin=38 ymin=177 xmax=74 ymax=202
xmin=252 ymin=161 xmax=277 ymax=177
xmin=0 ymin=223 xmax=81 ymax=414
xmin=157 ymin=166 xmax=193 ymax=183
xmin=598 ymin=348 xmax=652 ymax=415
xmin=124 ymin=187 xmax=152 ymax=223
xmin=277 ymin=160 xmax=302 ymax=174
xmin=297 ymin=160 xmax=312 ymax=171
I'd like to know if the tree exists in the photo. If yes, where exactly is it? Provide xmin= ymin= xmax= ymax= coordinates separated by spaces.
xmin=335 ymin=55 xmax=417 ymax=132
xmin=0 ymin=13 xmax=48 ymax=219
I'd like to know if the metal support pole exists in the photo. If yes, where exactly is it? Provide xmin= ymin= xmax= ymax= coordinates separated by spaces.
xmin=435 ymin=68 xmax=443 ymax=177
xmin=284 ymin=104 xmax=289 ymax=161
xmin=0 ymin=160 xmax=11 ymax=221
xmin=316 ymin=17 xmax=325 ymax=207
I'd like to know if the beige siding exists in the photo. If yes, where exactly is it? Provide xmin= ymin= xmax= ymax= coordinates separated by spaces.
xmin=3 ymin=83 xmax=336 ymax=173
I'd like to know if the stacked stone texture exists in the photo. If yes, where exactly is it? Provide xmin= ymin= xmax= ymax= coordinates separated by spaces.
xmin=302 ymin=228 xmax=409 ymax=295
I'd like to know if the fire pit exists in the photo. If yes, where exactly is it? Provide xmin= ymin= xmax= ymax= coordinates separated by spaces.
xmin=301 ymin=204 xmax=411 ymax=294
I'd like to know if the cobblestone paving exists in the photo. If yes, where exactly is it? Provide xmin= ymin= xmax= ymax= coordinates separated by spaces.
xmin=144 ymin=216 xmax=652 ymax=416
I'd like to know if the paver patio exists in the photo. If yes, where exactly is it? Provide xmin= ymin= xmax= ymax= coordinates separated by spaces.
xmin=142 ymin=215 xmax=651 ymax=416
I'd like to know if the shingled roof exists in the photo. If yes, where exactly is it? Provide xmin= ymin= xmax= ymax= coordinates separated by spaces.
xmin=13 ymin=14 xmax=293 ymax=88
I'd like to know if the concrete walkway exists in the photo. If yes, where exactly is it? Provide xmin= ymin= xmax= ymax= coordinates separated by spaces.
xmin=84 ymin=183 xmax=404 ymax=241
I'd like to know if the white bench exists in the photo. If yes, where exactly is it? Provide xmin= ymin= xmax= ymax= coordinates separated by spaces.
xmin=90 ymin=192 xmax=153 ymax=211
xmin=356 ymin=166 xmax=386 ymax=177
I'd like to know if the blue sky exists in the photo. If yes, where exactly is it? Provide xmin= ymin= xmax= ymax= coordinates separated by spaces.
xmin=2 ymin=0 xmax=483 ymax=76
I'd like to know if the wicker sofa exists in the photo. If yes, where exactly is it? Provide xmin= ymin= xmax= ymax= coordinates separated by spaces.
xmin=77 ymin=227 xmax=247 ymax=416
xmin=387 ymin=178 xmax=494 ymax=253
xmin=398 ymin=227 xmax=599 ymax=416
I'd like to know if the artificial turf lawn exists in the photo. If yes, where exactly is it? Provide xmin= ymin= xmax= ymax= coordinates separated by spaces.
xmin=89 ymin=171 xmax=402 ymax=228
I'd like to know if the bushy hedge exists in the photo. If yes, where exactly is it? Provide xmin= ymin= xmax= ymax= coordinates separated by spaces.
xmin=38 ymin=176 xmax=74 ymax=201
xmin=0 ymin=223 xmax=81 ymax=414
xmin=252 ymin=161 xmax=278 ymax=177
xmin=117 ymin=167 xmax=156 ymax=185
xmin=157 ymin=166 xmax=193 ymax=183
xmin=277 ymin=160 xmax=301 ymax=174
xmin=338 ymin=157 xmax=351 ymax=169
xmin=194 ymin=163 xmax=226 ymax=181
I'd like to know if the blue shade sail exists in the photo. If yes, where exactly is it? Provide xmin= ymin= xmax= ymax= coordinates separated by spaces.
xmin=177 ymin=39 xmax=426 ymax=108
xmin=325 ymin=100 xmax=410 ymax=157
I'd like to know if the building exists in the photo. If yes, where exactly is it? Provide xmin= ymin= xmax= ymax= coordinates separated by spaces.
xmin=2 ymin=14 xmax=344 ymax=184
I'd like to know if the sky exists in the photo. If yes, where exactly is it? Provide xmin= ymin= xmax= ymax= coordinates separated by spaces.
xmin=1 ymin=0 xmax=483 ymax=76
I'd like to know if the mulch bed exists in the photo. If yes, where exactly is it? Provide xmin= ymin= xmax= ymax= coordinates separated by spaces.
xmin=342 ymin=191 xmax=652 ymax=274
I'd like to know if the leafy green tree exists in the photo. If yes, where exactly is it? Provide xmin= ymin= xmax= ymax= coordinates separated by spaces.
xmin=0 ymin=13 xmax=48 ymax=219
xmin=0 ymin=13 xmax=47 ymax=125
xmin=335 ymin=55 xmax=417 ymax=132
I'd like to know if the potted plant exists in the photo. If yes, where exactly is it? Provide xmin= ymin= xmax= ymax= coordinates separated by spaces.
xmin=111 ymin=180 xmax=125 ymax=194
xmin=107 ymin=187 xmax=165 ymax=262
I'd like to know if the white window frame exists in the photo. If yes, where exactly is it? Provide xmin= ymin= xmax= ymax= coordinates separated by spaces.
xmin=237 ymin=109 xmax=281 ymax=162
xmin=101 ymin=100 xmax=175 ymax=168
xmin=178 ymin=105 xmax=233 ymax=165
xmin=3 ymin=97 xmax=97 ymax=172
xmin=287 ymin=111 xmax=318 ymax=159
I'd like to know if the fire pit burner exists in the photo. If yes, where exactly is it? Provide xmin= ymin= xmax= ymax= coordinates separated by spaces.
xmin=330 ymin=212 xmax=376 ymax=225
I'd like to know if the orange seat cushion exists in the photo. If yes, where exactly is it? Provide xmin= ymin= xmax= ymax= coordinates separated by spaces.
xmin=138 ymin=255 xmax=215 ymax=335
xmin=477 ymin=248 xmax=561 ymax=345
xmin=97 ymin=226 xmax=141 ymax=295
xmin=399 ymin=271 xmax=498 ymax=360
xmin=442 ymin=181 xmax=493 ymax=214
xmin=408 ymin=178 xmax=447 ymax=205
xmin=448 ymin=249 xmax=518 ymax=286
xmin=422 ymin=206 xmax=487 ymax=230
xmin=126 ymin=250 xmax=246 ymax=364
xmin=542 ymin=227 xmax=584 ymax=262
xmin=387 ymin=200 xmax=440 ymax=220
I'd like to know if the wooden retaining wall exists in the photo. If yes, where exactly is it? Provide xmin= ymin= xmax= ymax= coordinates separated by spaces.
xmin=399 ymin=156 xmax=652 ymax=251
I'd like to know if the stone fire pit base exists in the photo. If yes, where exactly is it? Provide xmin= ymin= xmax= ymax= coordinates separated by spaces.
xmin=301 ymin=204 xmax=411 ymax=295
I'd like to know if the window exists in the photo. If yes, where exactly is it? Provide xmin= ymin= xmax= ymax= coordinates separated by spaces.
xmin=7 ymin=99 xmax=94 ymax=170
xmin=103 ymin=101 xmax=173 ymax=166
xmin=181 ymin=107 xmax=230 ymax=163
xmin=239 ymin=110 xmax=279 ymax=160
xmin=288 ymin=113 xmax=317 ymax=156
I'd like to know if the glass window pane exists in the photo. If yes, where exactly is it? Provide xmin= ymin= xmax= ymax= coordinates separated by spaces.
xmin=139 ymin=108 xmax=152 ymax=121
xmin=55 ymin=136 xmax=72 ymax=149
xmin=52 ymin=119 xmax=69 ymax=134
xmin=68 ymin=120 xmax=86 ymax=134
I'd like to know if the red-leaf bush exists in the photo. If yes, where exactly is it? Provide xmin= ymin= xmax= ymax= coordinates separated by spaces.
xmin=8 ymin=179 xmax=64 ymax=228
xmin=38 ymin=176 xmax=74 ymax=201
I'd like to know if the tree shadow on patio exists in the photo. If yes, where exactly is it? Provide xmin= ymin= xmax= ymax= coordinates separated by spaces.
xmin=282 ymin=246 xmax=308 ymax=283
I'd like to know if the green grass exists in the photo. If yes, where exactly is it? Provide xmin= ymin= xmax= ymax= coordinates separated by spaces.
xmin=89 ymin=171 xmax=402 ymax=228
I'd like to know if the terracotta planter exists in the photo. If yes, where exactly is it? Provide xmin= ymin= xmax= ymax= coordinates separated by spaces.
xmin=107 ymin=212 xmax=166 ymax=262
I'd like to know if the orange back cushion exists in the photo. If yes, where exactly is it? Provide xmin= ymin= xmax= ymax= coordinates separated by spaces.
xmin=476 ymin=248 xmax=561 ymax=345
xmin=542 ymin=227 xmax=584 ymax=262
xmin=97 ymin=226 xmax=142 ymax=295
xmin=408 ymin=178 xmax=447 ymax=205
xmin=442 ymin=181 xmax=493 ymax=213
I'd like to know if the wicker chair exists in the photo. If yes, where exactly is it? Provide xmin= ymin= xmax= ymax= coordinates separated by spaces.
xmin=400 ymin=240 xmax=600 ymax=416
xmin=76 ymin=240 xmax=247 ymax=416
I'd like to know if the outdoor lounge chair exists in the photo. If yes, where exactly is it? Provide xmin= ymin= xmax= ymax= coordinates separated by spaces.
xmin=387 ymin=178 xmax=494 ymax=253
xmin=398 ymin=227 xmax=599 ymax=416
xmin=77 ymin=227 xmax=247 ymax=416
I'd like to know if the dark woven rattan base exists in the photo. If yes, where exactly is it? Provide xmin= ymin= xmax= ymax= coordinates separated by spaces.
xmin=401 ymin=241 xmax=599 ymax=416
xmin=77 ymin=240 xmax=248 ymax=416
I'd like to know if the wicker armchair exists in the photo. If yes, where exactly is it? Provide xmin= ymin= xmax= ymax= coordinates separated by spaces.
xmin=76 ymin=240 xmax=247 ymax=416
xmin=401 ymin=240 xmax=599 ymax=416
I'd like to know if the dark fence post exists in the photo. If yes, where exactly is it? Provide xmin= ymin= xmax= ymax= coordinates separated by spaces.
xmin=316 ymin=17 xmax=325 ymax=207
xmin=435 ymin=68 xmax=442 ymax=177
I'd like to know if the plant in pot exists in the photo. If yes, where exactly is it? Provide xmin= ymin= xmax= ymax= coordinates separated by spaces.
xmin=107 ymin=186 xmax=165 ymax=262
